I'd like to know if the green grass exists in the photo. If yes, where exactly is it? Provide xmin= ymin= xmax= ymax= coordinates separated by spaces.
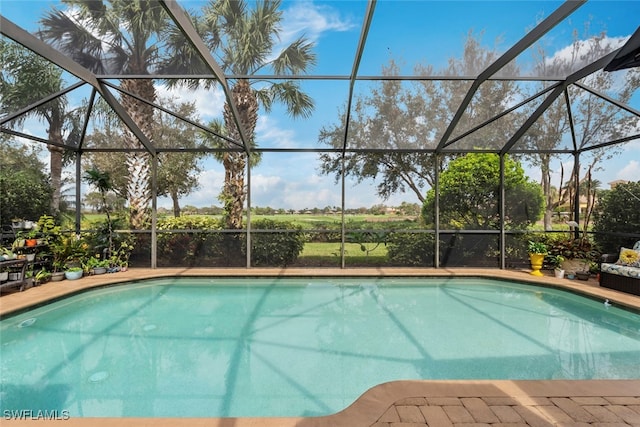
xmin=296 ymin=242 xmax=388 ymax=267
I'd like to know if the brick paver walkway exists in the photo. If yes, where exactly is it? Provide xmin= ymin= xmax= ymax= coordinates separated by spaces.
xmin=372 ymin=395 xmax=640 ymax=426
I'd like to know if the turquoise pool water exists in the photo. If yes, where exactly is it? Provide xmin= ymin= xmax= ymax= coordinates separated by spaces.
xmin=1 ymin=277 xmax=640 ymax=417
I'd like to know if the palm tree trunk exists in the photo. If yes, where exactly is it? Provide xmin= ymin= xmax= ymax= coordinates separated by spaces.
xmin=120 ymin=79 xmax=156 ymax=229
xmin=221 ymin=80 xmax=258 ymax=230
xmin=48 ymin=144 xmax=64 ymax=216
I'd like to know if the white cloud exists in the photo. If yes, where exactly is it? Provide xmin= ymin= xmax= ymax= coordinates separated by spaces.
xmin=545 ymin=35 xmax=628 ymax=71
xmin=617 ymin=160 xmax=640 ymax=181
xmin=280 ymin=1 xmax=355 ymax=45
xmin=156 ymin=84 xmax=225 ymax=122
xmin=255 ymin=116 xmax=299 ymax=148
xmin=159 ymin=168 xmax=224 ymax=208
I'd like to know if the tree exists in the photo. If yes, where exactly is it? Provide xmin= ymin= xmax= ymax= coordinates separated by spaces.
xmin=593 ymin=181 xmax=640 ymax=253
xmin=523 ymin=26 xmax=640 ymax=230
xmin=0 ymin=38 xmax=81 ymax=217
xmin=0 ymin=141 xmax=53 ymax=222
xmin=422 ymin=153 xmax=544 ymax=230
xmin=38 ymin=0 xmax=174 ymax=229
xmin=153 ymin=98 xmax=206 ymax=217
xmin=83 ymin=166 xmax=115 ymax=254
xmin=84 ymin=97 xmax=206 ymax=218
xmin=319 ymin=33 xmax=521 ymax=204
xmin=164 ymin=0 xmax=316 ymax=231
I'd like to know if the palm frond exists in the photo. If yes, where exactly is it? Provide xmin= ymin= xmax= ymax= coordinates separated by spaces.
xmin=272 ymin=37 xmax=317 ymax=75
xmin=269 ymin=81 xmax=315 ymax=119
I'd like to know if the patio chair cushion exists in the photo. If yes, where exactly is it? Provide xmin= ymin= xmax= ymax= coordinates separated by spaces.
xmin=601 ymin=262 xmax=640 ymax=279
xmin=616 ymin=247 xmax=640 ymax=267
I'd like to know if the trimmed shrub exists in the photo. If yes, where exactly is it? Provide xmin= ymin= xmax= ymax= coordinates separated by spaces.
xmin=156 ymin=216 xmax=223 ymax=264
xmin=386 ymin=232 xmax=435 ymax=266
xmin=247 ymin=219 xmax=306 ymax=267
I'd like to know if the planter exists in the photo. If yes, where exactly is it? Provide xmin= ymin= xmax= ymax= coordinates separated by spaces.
xmin=64 ymin=270 xmax=83 ymax=280
xmin=51 ymin=272 xmax=65 ymax=282
xmin=25 ymin=253 xmax=36 ymax=262
xmin=0 ymin=271 xmax=8 ymax=282
xmin=529 ymin=253 xmax=545 ymax=276
xmin=93 ymin=267 xmax=107 ymax=275
xmin=575 ymin=271 xmax=590 ymax=281
xmin=25 ymin=239 xmax=38 ymax=247
xmin=554 ymin=269 xmax=565 ymax=279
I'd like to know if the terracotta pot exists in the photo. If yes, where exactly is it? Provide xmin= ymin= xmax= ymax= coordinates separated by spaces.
xmin=25 ymin=239 xmax=38 ymax=247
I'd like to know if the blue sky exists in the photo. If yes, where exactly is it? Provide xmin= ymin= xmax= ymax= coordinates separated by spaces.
xmin=2 ymin=0 xmax=639 ymax=210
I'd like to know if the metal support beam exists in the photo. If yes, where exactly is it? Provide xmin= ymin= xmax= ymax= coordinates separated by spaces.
xmin=437 ymin=0 xmax=586 ymax=151
xmin=501 ymin=49 xmax=620 ymax=155
xmin=341 ymin=0 xmax=376 ymax=153
xmin=0 ymin=15 xmax=156 ymax=155
xmin=159 ymin=0 xmax=251 ymax=154
xmin=0 ymin=81 xmax=85 ymax=126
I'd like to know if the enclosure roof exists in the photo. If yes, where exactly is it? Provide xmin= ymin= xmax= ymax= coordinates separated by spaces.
xmin=1 ymin=0 xmax=639 ymax=156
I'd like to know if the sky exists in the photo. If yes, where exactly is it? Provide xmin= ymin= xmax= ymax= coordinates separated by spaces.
xmin=1 ymin=0 xmax=639 ymax=210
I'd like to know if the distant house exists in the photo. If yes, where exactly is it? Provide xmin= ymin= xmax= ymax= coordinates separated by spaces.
xmin=608 ymin=179 xmax=628 ymax=189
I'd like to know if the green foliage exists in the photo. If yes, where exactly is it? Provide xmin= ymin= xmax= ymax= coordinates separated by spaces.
xmin=527 ymin=241 xmax=548 ymax=254
xmin=547 ymin=237 xmax=600 ymax=263
xmin=386 ymin=232 xmax=435 ymax=266
xmin=0 ymin=143 xmax=53 ymax=223
xmin=593 ymin=181 xmax=640 ymax=253
xmin=246 ymin=219 xmax=306 ymax=267
xmin=346 ymin=230 xmax=387 ymax=256
xmin=422 ymin=153 xmax=544 ymax=230
xmin=156 ymin=216 xmax=224 ymax=263
xmin=547 ymin=254 xmax=565 ymax=269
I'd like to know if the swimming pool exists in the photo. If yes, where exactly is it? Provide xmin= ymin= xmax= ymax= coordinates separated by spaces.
xmin=1 ymin=277 xmax=640 ymax=417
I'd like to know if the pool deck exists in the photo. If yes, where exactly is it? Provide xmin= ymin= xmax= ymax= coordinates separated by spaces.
xmin=2 ymin=267 xmax=640 ymax=427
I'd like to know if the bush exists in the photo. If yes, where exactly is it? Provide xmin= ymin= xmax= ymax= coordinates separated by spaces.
xmin=593 ymin=181 xmax=640 ymax=253
xmin=386 ymin=232 xmax=435 ymax=266
xmin=156 ymin=216 xmax=223 ymax=263
xmin=547 ymin=237 xmax=599 ymax=262
xmin=246 ymin=219 xmax=306 ymax=267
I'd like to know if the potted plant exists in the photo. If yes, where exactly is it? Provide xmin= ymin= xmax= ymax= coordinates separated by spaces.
xmin=528 ymin=241 xmax=548 ymax=276
xmin=35 ymin=269 xmax=52 ymax=285
xmin=83 ymin=255 xmax=109 ymax=275
xmin=550 ymin=238 xmax=599 ymax=281
xmin=17 ymin=228 xmax=40 ymax=247
xmin=112 ymin=238 xmax=134 ymax=272
xmin=575 ymin=260 xmax=592 ymax=280
xmin=549 ymin=254 xmax=565 ymax=279
xmin=50 ymin=261 xmax=66 ymax=281
xmin=64 ymin=266 xmax=83 ymax=280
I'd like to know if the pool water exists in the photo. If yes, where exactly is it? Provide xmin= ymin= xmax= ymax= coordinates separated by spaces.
xmin=1 ymin=277 xmax=640 ymax=417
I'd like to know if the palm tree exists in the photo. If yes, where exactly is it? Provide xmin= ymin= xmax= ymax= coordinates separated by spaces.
xmin=83 ymin=166 xmax=114 ymax=255
xmin=163 ymin=0 xmax=316 ymax=231
xmin=38 ymin=0 xmax=171 ymax=229
xmin=0 ymin=39 xmax=80 ymax=217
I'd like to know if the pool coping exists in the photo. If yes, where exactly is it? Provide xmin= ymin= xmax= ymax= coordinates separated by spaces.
xmin=2 ymin=267 xmax=640 ymax=426
xmin=3 ymin=267 xmax=640 ymax=317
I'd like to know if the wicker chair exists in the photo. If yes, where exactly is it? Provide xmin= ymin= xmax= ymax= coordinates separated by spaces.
xmin=599 ymin=241 xmax=640 ymax=296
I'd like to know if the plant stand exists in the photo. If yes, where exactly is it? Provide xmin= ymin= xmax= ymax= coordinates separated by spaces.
xmin=529 ymin=253 xmax=545 ymax=276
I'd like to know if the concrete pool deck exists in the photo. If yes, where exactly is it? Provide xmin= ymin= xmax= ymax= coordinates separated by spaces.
xmin=2 ymin=267 xmax=640 ymax=426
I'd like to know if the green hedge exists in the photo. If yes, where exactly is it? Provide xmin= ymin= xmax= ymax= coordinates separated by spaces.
xmin=246 ymin=219 xmax=306 ymax=267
